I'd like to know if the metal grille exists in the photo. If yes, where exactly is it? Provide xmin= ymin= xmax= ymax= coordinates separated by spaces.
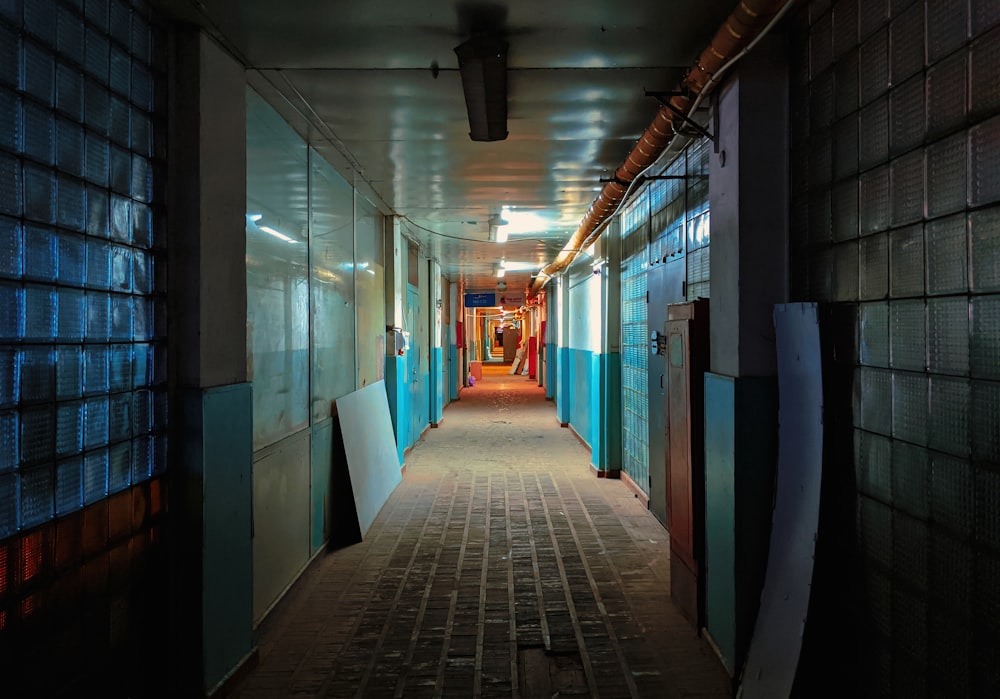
xmin=620 ymin=193 xmax=648 ymax=491
xmin=0 ymin=0 xmax=166 ymax=540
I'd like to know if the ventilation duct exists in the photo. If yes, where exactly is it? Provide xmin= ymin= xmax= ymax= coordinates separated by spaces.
xmin=454 ymin=34 xmax=509 ymax=142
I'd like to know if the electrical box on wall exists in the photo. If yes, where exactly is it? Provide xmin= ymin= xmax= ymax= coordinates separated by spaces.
xmin=650 ymin=330 xmax=666 ymax=356
xmin=386 ymin=328 xmax=409 ymax=355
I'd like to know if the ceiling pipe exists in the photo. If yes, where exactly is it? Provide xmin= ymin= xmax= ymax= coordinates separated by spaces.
xmin=531 ymin=0 xmax=795 ymax=293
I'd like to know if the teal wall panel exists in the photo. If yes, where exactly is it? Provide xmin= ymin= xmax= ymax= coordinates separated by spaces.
xmin=590 ymin=352 xmax=603 ymax=467
xmin=704 ymin=373 xmax=737 ymax=673
xmin=201 ymin=383 xmax=254 ymax=692
xmin=569 ymin=349 xmax=593 ymax=448
xmin=448 ymin=344 xmax=459 ymax=401
xmin=546 ymin=342 xmax=557 ymax=400
xmin=557 ymin=347 xmax=571 ymax=424
xmin=431 ymin=347 xmax=444 ymax=423
xmin=310 ymin=419 xmax=333 ymax=553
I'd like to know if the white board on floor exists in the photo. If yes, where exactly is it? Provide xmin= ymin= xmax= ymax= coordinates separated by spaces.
xmin=334 ymin=380 xmax=403 ymax=537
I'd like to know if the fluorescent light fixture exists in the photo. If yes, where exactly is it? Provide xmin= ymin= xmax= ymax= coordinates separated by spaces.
xmin=498 ymin=205 xmax=549 ymax=236
xmin=259 ymin=225 xmax=297 ymax=244
xmin=501 ymin=260 xmax=543 ymax=272
xmin=494 ymin=259 xmax=506 ymax=278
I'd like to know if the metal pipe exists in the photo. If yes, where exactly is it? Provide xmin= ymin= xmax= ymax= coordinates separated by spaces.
xmin=530 ymin=0 xmax=793 ymax=293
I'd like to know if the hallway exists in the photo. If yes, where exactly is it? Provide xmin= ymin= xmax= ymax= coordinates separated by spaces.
xmin=231 ymin=365 xmax=730 ymax=698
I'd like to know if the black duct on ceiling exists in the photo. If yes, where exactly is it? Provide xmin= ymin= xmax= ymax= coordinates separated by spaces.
xmin=454 ymin=34 xmax=508 ymax=142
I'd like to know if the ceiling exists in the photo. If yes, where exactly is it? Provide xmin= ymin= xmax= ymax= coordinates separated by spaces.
xmin=157 ymin=0 xmax=736 ymax=294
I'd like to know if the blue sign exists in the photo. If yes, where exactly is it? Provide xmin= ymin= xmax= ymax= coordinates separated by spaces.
xmin=464 ymin=292 xmax=496 ymax=308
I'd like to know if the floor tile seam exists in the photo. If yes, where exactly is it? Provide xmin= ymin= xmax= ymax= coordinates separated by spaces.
xmin=426 ymin=471 xmax=479 ymax=697
xmin=471 ymin=472 xmax=495 ymax=697
xmin=528 ymin=471 xmax=601 ymax=699
xmin=305 ymin=475 xmax=455 ymax=698
xmin=503 ymin=471 xmax=522 ymax=699
xmin=519 ymin=474 xmax=553 ymax=651
xmin=382 ymin=473 xmax=470 ymax=699
xmin=561 ymin=475 xmax=687 ymax=699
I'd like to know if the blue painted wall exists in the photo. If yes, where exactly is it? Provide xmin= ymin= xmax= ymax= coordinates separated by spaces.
xmin=431 ymin=347 xmax=444 ymax=423
xmin=568 ymin=348 xmax=594 ymax=449
xmin=557 ymin=346 xmax=571 ymax=425
xmin=546 ymin=341 xmax=557 ymax=400
xmin=604 ymin=352 xmax=622 ymax=471
xmin=384 ymin=354 xmax=407 ymax=465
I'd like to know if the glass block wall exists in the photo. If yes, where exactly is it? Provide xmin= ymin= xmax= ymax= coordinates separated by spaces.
xmin=0 ymin=0 xmax=168 ymax=691
xmin=789 ymin=0 xmax=1000 ymax=695
xmin=620 ymin=190 xmax=650 ymax=492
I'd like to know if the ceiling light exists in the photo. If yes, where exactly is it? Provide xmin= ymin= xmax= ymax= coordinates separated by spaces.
xmin=454 ymin=34 xmax=509 ymax=142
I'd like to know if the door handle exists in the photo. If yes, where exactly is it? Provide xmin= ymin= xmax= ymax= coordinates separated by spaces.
xmin=660 ymin=374 xmax=664 ymax=389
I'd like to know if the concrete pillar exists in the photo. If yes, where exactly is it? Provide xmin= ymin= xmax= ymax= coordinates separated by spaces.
xmin=703 ymin=35 xmax=788 ymax=676
xmin=383 ymin=217 xmax=406 ymax=465
xmin=603 ymin=222 xmax=623 ymax=472
xmin=167 ymin=29 xmax=254 ymax=695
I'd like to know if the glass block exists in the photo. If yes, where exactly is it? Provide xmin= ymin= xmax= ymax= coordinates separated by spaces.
xmin=928 ymin=0 xmax=969 ymax=63
xmin=83 ymin=395 xmax=108 ymax=449
xmin=109 ymin=344 xmax=130 ymax=392
xmin=85 ymin=290 xmax=109 ymax=341
xmin=860 ymin=493 xmax=894 ymax=566
xmin=890 ymin=74 xmax=925 ymax=157
xmin=0 ymin=216 xmax=21 ymax=280
xmin=153 ymin=300 xmax=166 ymax=343
xmin=928 ymin=296 xmax=970 ymax=376
xmin=892 ymin=370 xmax=928 ymax=445
xmin=20 ymin=465 xmax=53 ymax=529
xmin=926 ymin=214 xmax=969 ymax=295
xmin=0 ymin=471 xmax=16 ymax=537
xmin=0 ymin=24 xmax=20 ymax=91
xmin=0 ymin=152 xmax=21 ymax=218
xmin=56 ymin=233 xmax=85 ymax=288
xmin=109 ymin=195 xmax=130 ymax=243
xmin=929 ymin=376 xmax=971 ymax=456
xmin=55 ymin=346 xmax=82 ymax=399
xmin=56 ymin=287 xmax=85 ymax=342
xmin=860 ymin=233 xmax=889 ymax=299
xmin=860 ymin=367 xmax=894 ymax=435
xmin=130 ymin=108 xmax=151 ymax=157
xmin=832 ymin=240 xmax=859 ymax=301
xmin=893 ymin=510 xmax=928 ymax=591
xmin=83 ymin=345 xmax=108 ymax=395
xmin=970 ymin=115 xmax=1000 ymax=207
xmin=836 ymin=49 xmax=860 ymax=119
xmin=23 ymin=40 xmax=55 ymax=107
xmin=109 ymin=144 xmax=129 ymax=195
xmin=860 ymin=28 xmax=890 ymax=105
xmin=86 ymin=238 xmax=110 ymax=289
xmin=861 ymin=165 xmax=890 ymax=234
xmin=23 ymin=285 xmax=57 ymax=341
xmin=20 ymin=346 xmax=53 ymax=402
xmin=889 ymin=223 xmax=924 ymax=297
xmin=811 ymin=70 xmax=835 ymax=133
xmin=860 ymin=302 xmax=890 ymax=366
xmin=20 ymin=406 xmax=54 ymax=465
xmin=974 ymin=468 xmax=1000 ymax=549
xmin=152 ymin=433 xmax=166 ymax=475
xmin=861 ymin=0 xmax=889 ymax=39
xmin=971 ymin=27 xmax=1000 ymax=120
xmin=970 ymin=207 xmax=1000 ymax=291
xmin=131 ymin=62 xmax=151 ymax=111
xmin=55 ymin=401 xmax=83 ymax=457
xmin=57 ymin=175 xmax=86 ymax=232
xmin=84 ymin=78 xmax=109 ymax=138
xmin=153 ymin=388 xmax=167 ymax=429
xmin=810 ymin=190 xmax=833 ymax=244
xmin=108 ymin=392 xmax=129 ymax=441
xmin=109 ymin=96 xmax=130 ymax=150
xmin=973 ymin=0 xmax=1000 ymax=35
xmin=0 ymin=88 xmax=22 ymax=153
xmin=132 ymin=249 xmax=149 ymax=294
xmin=0 ymin=281 xmax=23 ymax=340
xmin=890 ymin=299 xmax=926 ymax=370
xmin=82 ymin=448 xmax=107 ymax=505
xmin=56 ymin=67 xmax=84 ymax=128
xmin=86 ymin=187 xmax=108 ymax=240
xmin=109 ymin=294 xmax=131 ymax=340
xmin=132 ymin=389 xmax=151 ymax=435
xmin=971 ymin=295 xmax=1000 ymax=379
xmin=23 ymin=101 xmax=55 ymax=165
xmin=109 ymin=45 xmax=129 ymax=99
xmin=860 ymin=97 xmax=890 ymax=170
xmin=56 ymin=118 xmax=85 ymax=179
xmin=23 ymin=224 xmax=57 ymax=283
xmin=0 ymin=349 xmax=17 ymax=409
xmin=57 ymin=5 xmax=85 ymax=65
xmin=833 ymin=116 xmax=859 ymax=180
xmin=108 ymin=440 xmax=129 ymax=493
xmin=23 ymin=162 xmax=55 ymax=225
xmin=84 ymin=26 xmax=109 ymax=85
xmin=890 ymin=149 xmax=925 ymax=226
xmin=927 ymin=132 xmax=968 ymax=219
xmin=55 ymin=457 xmax=83 ymax=515
xmin=110 ymin=244 xmax=131 ymax=291
xmin=131 ymin=11 xmax=151 ymax=63
xmin=890 ymin=3 xmax=925 ymax=85
xmin=84 ymin=133 xmax=109 ymax=188
xmin=927 ymin=49 xmax=967 ymax=141
xmin=132 ymin=154 xmax=151 ymax=203
xmin=132 ymin=342 xmax=148 ymax=388
xmin=132 ymin=201 xmax=150 ymax=249
xmin=131 ymin=434 xmax=151 ymax=482
xmin=931 ymin=453 xmax=974 ymax=536
xmin=0 ymin=410 xmax=16 ymax=472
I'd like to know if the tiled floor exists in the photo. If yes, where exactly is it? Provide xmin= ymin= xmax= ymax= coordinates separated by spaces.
xmin=231 ymin=365 xmax=731 ymax=698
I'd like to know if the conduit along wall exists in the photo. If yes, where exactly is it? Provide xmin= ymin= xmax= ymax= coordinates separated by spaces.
xmin=530 ymin=0 xmax=793 ymax=293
